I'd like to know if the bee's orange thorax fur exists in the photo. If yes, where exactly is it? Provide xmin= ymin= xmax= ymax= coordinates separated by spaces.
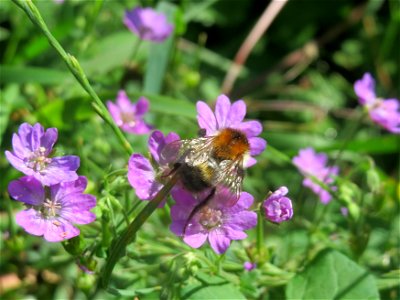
xmin=211 ymin=128 xmax=249 ymax=161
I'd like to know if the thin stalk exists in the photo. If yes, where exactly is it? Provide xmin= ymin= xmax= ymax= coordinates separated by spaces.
xmin=256 ymin=210 xmax=264 ymax=255
xmin=100 ymin=175 xmax=178 ymax=287
xmin=12 ymin=0 xmax=133 ymax=155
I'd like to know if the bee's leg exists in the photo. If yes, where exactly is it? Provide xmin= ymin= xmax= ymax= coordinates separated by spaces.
xmin=183 ymin=187 xmax=216 ymax=235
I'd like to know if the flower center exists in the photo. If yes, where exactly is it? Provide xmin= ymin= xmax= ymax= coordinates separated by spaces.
xmin=199 ymin=207 xmax=223 ymax=229
xmin=120 ymin=112 xmax=136 ymax=127
xmin=42 ymin=198 xmax=62 ymax=218
xmin=25 ymin=147 xmax=52 ymax=173
xmin=366 ymin=97 xmax=382 ymax=110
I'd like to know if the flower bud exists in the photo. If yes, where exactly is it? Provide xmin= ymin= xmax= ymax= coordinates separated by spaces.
xmin=263 ymin=186 xmax=293 ymax=223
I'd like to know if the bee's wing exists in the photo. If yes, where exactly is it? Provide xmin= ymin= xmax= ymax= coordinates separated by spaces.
xmin=214 ymin=159 xmax=244 ymax=206
xmin=159 ymin=139 xmax=185 ymax=165
xmin=184 ymin=137 xmax=214 ymax=166
xmin=160 ymin=137 xmax=213 ymax=166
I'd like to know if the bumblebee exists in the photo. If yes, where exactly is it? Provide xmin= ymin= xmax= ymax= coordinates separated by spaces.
xmin=162 ymin=127 xmax=250 ymax=205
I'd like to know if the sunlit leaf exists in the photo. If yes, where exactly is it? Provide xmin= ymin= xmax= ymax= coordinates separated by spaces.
xmin=286 ymin=249 xmax=380 ymax=300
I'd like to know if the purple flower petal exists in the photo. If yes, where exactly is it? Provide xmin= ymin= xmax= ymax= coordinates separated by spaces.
xmin=249 ymin=137 xmax=267 ymax=155
xmin=31 ymin=123 xmax=45 ymax=151
xmin=38 ymin=156 xmax=80 ymax=186
xmin=149 ymin=130 xmax=168 ymax=164
xmin=128 ymin=153 xmax=162 ymax=200
xmin=183 ymin=232 xmax=208 ymax=248
xmin=8 ymin=176 xmax=44 ymax=205
xmin=124 ymin=7 xmax=173 ymax=43
xmin=369 ymin=98 xmax=400 ymax=134
xmin=354 ymin=73 xmax=376 ymax=105
xmin=60 ymin=194 xmax=96 ymax=224
xmin=236 ymin=121 xmax=263 ymax=137
xmin=208 ymin=230 xmax=231 ymax=254
xmin=52 ymin=176 xmax=88 ymax=200
xmin=196 ymin=101 xmax=217 ymax=134
xmin=224 ymin=211 xmax=257 ymax=230
xmin=107 ymin=91 xmax=153 ymax=135
xmin=5 ymin=151 xmax=35 ymax=176
xmin=171 ymin=188 xmax=199 ymax=207
xmin=11 ymin=133 xmax=30 ymax=158
xmin=122 ymin=121 xmax=152 ymax=134
xmin=116 ymin=90 xmax=135 ymax=113
xmin=245 ymin=157 xmax=257 ymax=168
xmin=40 ymin=127 xmax=58 ymax=156
xmin=106 ymin=101 xmax=123 ymax=126
xmin=135 ymin=97 xmax=150 ymax=116
xmin=16 ymin=208 xmax=47 ymax=236
xmin=43 ymin=219 xmax=80 ymax=242
xmin=215 ymin=94 xmax=231 ymax=128
xmin=227 ymin=100 xmax=246 ymax=126
xmin=224 ymin=226 xmax=247 ymax=240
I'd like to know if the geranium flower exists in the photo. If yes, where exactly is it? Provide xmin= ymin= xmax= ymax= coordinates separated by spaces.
xmin=292 ymin=148 xmax=339 ymax=204
xmin=263 ymin=186 xmax=293 ymax=223
xmin=196 ymin=94 xmax=267 ymax=166
xmin=128 ymin=130 xmax=179 ymax=201
xmin=8 ymin=176 xmax=96 ymax=242
xmin=170 ymin=188 xmax=257 ymax=254
xmin=124 ymin=7 xmax=173 ymax=42
xmin=5 ymin=123 xmax=80 ymax=186
xmin=354 ymin=73 xmax=400 ymax=134
xmin=107 ymin=90 xmax=152 ymax=135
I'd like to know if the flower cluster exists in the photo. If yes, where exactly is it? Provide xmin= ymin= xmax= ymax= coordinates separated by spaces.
xmin=6 ymin=123 xmax=96 ymax=242
xmin=354 ymin=73 xmax=400 ymax=134
xmin=124 ymin=7 xmax=173 ymax=43
xmin=128 ymin=95 xmax=269 ymax=253
xmin=293 ymin=148 xmax=339 ymax=204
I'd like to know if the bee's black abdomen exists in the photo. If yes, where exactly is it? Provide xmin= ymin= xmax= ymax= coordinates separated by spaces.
xmin=179 ymin=164 xmax=212 ymax=192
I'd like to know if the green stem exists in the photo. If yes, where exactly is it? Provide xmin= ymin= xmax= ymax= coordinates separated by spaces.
xmin=12 ymin=0 xmax=133 ymax=155
xmin=131 ymin=39 xmax=142 ymax=63
xmin=100 ymin=175 xmax=178 ymax=287
xmin=256 ymin=210 xmax=264 ymax=255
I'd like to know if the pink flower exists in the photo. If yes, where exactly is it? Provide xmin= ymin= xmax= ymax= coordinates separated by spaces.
xmin=293 ymin=148 xmax=339 ymax=204
xmin=128 ymin=130 xmax=179 ymax=201
xmin=8 ymin=176 xmax=96 ymax=242
xmin=107 ymin=90 xmax=152 ymax=135
xmin=170 ymin=188 xmax=257 ymax=254
xmin=354 ymin=73 xmax=400 ymax=134
xmin=124 ymin=7 xmax=173 ymax=42
xmin=5 ymin=123 xmax=79 ymax=186
xmin=263 ymin=186 xmax=293 ymax=223
xmin=196 ymin=94 xmax=267 ymax=167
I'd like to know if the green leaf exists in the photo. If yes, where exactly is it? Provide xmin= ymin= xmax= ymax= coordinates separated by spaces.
xmin=182 ymin=283 xmax=246 ymax=300
xmin=128 ymin=91 xmax=196 ymax=119
xmin=143 ymin=2 xmax=177 ymax=94
xmin=0 ymin=84 xmax=19 ymax=146
xmin=286 ymin=249 xmax=379 ymax=300
xmin=80 ymin=32 xmax=137 ymax=76
xmin=0 ymin=65 xmax=72 ymax=84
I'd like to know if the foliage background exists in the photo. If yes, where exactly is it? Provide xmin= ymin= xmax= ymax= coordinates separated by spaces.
xmin=0 ymin=0 xmax=399 ymax=299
